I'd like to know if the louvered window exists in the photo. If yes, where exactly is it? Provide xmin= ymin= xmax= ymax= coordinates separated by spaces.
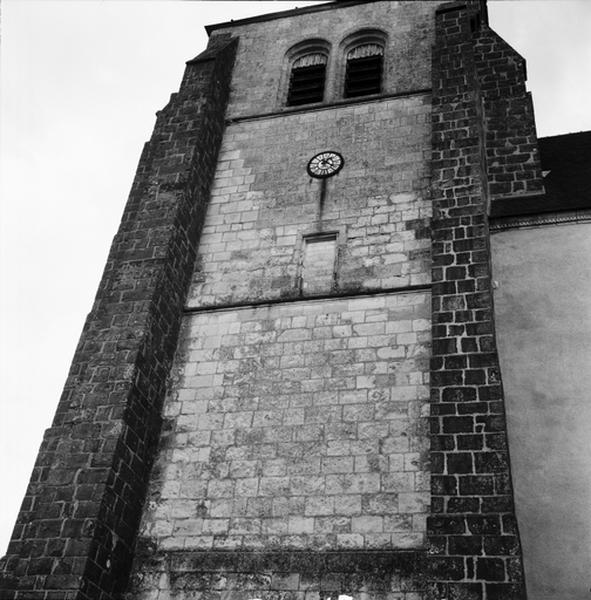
xmin=287 ymin=53 xmax=327 ymax=106
xmin=344 ymin=43 xmax=384 ymax=98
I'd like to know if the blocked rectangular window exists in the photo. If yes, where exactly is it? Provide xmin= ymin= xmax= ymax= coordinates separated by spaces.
xmin=301 ymin=233 xmax=338 ymax=294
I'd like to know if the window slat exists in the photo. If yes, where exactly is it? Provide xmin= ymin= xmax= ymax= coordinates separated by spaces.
xmin=344 ymin=54 xmax=383 ymax=98
xmin=287 ymin=62 xmax=326 ymax=106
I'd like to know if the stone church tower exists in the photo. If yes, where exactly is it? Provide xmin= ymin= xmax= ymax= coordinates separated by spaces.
xmin=3 ymin=1 xmax=591 ymax=599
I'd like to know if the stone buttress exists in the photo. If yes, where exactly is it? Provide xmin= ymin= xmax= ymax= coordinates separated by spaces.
xmin=0 ymin=35 xmax=237 ymax=600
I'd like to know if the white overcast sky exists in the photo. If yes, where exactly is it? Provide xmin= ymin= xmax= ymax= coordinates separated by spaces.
xmin=1 ymin=1 xmax=590 ymax=555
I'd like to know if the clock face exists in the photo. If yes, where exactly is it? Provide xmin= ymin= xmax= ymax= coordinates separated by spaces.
xmin=307 ymin=151 xmax=344 ymax=178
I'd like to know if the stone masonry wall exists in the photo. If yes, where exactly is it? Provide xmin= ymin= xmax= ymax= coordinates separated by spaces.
xmin=427 ymin=3 xmax=527 ymax=599
xmin=188 ymin=96 xmax=432 ymax=309
xmin=129 ymin=292 xmax=431 ymax=599
xmin=129 ymin=550 xmax=425 ymax=600
xmin=474 ymin=26 xmax=544 ymax=202
xmin=128 ymin=3 xmax=441 ymax=598
xmin=209 ymin=1 xmax=443 ymax=118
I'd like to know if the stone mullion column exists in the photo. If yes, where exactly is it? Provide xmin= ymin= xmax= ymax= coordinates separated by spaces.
xmin=0 ymin=36 xmax=237 ymax=600
xmin=427 ymin=3 xmax=526 ymax=600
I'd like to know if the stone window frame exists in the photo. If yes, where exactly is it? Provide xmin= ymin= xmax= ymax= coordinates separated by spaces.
xmin=279 ymin=38 xmax=332 ymax=108
xmin=337 ymin=29 xmax=388 ymax=100
xmin=278 ymin=30 xmax=389 ymax=109
xmin=296 ymin=226 xmax=347 ymax=295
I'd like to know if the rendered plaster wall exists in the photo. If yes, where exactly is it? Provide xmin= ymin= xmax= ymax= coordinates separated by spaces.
xmin=491 ymin=222 xmax=591 ymax=600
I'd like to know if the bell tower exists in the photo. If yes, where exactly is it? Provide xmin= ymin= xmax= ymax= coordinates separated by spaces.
xmin=2 ymin=2 xmax=549 ymax=598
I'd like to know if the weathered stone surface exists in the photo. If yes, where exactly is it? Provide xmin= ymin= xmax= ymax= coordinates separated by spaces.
xmin=187 ymin=95 xmax=432 ymax=309
xmin=135 ymin=293 xmax=430 ymax=557
xmin=126 ymin=549 xmax=425 ymax=600
xmin=210 ymin=1 xmax=440 ymax=119
xmin=427 ymin=2 xmax=531 ymax=598
xmin=129 ymin=3 xmax=441 ymax=597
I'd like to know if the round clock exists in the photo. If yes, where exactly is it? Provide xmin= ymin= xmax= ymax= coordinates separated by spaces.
xmin=307 ymin=151 xmax=344 ymax=178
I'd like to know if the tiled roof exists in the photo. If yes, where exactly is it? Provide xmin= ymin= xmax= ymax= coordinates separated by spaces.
xmin=539 ymin=131 xmax=591 ymax=209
